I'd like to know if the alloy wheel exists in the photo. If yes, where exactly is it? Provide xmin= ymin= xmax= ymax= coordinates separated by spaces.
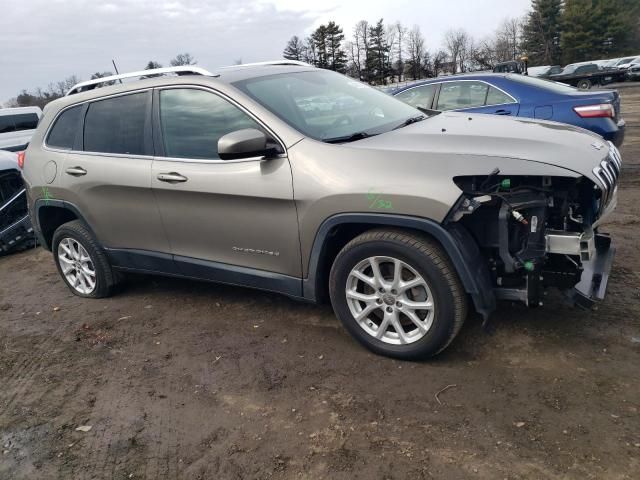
xmin=345 ymin=256 xmax=435 ymax=345
xmin=57 ymin=237 xmax=97 ymax=295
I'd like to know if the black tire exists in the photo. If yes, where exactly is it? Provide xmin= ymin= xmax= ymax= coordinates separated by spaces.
xmin=52 ymin=220 xmax=116 ymax=298
xmin=329 ymin=229 xmax=467 ymax=360
xmin=577 ymin=79 xmax=592 ymax=90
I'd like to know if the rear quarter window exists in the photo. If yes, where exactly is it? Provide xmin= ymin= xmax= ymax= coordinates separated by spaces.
xmin=47 ymin=106 xmax=82 ymax=150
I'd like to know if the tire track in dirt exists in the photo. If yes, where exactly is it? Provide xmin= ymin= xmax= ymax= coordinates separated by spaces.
xmin=0 ymin=320 xmax=69 ymax=418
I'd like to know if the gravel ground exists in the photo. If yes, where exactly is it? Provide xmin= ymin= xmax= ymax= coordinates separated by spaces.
xmin=1 ymin=84 xmax=639 ymax=480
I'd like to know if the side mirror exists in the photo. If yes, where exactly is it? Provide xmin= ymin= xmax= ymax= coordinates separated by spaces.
xmin=218 ymin=128 xmax=276 ymax=160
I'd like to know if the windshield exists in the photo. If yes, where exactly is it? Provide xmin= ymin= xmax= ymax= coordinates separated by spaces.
xmin=507 ymin=74 xmax=578 ymax=93
xmin=233 ymin=70 xmax=423 ymax=142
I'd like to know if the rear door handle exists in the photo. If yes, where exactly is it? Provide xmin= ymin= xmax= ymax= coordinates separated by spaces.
xmin=157 ymin=172 xmax=188 ymax=183
xmin=65 ymin=166 xmax=87 ymax=176
xmin=495 ymin=109 xmax=512 ymax=115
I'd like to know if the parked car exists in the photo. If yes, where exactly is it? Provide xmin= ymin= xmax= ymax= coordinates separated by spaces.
xmin=392 ymin=73 xmax=625 ymax=146
xmin=0 ymin=150 xmax=35 ymax=254
xmin=626 ymin=64 xmax=640 ymax=81
xmin=612 ymin=56 xmax=640 ymax=68
xmin=615 ymin=56 xmax=640 ymax=71
xmin=547 ymin=63 xmax=624 ymax=89
xmin=22 ymin=63 xmax=620 ymax=359
xmin=493 ymin=60 xmax=527 ymax=74
xmin=0 ymin=106 xmax=42 ymax=152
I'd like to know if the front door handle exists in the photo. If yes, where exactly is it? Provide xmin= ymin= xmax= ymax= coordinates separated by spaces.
xmin=495 ymin=109 xmax=512 ymax=115
xmin=157 ymin=172 xmax=188 ymax=183
xmin=65 ymin=166 xmax=87 ymax=176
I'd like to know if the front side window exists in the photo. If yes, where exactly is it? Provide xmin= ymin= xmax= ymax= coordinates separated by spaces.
xmin=233 ymin=70 xmax=422 ymax=142
xmin=395 ymin=84 xmax=436 ymax=109
xmin=47 ymin=106 xmax=82 ymax=150
xmin=84 ymin=92 xmax=148 ymax=155
xmin=436 ymin=81 xmax=489 ymax=110
xmin=159 ymin=89 xmax=262 ymax=160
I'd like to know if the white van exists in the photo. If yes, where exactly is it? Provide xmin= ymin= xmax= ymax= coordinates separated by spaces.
xmin=0 ymin=106 xmax=43 ymax=151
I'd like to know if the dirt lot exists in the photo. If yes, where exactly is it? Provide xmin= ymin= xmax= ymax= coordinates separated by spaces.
xmin=1 ymin=85 xmax=640 ymax=480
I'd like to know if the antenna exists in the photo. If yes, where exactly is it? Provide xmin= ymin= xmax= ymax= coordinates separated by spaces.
xmin=111 ymin=59 xmax=123 ymax=84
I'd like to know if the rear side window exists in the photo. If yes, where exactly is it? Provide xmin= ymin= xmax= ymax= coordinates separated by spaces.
xmin=13 ymin=113 xmax=39 ymax=131
xmin=0 ymin=116 xmax=14 ymax=134
xmin=395 ymin=84 xmax=436 ymax=109
xmin=47 ymin=106 xmax=82 ymax=150
xmin=0 ymin=113 xmax=40 ymax=135
xmin=84 ymin=92 xmax=148 ymax=155
xmin=436 ymin=81 xmax=489 ymax=110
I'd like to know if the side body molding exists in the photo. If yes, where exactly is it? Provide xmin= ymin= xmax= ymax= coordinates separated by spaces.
xmin=303 ymin=213 xmax=496 ymax=319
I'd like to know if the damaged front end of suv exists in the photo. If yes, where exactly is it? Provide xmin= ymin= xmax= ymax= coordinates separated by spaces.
xmin=447 ymin=141 xmax=620 ymax=312
xmin=0 ymin=150 xmax=35 ymax=255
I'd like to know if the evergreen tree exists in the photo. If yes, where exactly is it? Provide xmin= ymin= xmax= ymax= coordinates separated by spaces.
xmin=367 ymin=19 xmax=391 ymax=84
xmin=521 ymin=0 xmax=563 ymax=65
xmin=312 ymin=25 xmax=329 ymax=68
xmin=326 ymin=21 xmax=348 ymax=73
xmin=562 ymin=0 xmax=640 ymax=63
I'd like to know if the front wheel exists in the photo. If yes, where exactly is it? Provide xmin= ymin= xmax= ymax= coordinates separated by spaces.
xmin=329 ymin=229 xmax=467 ymax=360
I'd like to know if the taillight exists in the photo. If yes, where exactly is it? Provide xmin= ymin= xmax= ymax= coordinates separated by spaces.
xmin=573 ymin=104 xmax=615 ymax=118
xmin=17 ymin=151 xmax=25 ymax=169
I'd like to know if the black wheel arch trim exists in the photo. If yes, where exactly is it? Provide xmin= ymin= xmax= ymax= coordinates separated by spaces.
xmin=33 ymin=198 xmax=97 ymax=250
xmin=303 ymin=213 xmax=495 ymax=320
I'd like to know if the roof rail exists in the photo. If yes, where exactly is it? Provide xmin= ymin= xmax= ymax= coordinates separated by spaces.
xmin=65 ymin=66 xmax=216 ymax=96
xmin=220 ymin=60 xmax=312 ymax=69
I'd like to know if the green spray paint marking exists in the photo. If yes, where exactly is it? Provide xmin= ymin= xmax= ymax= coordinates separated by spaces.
xmin=42 ymin=187 xmax=53 ymax=206
xmin=367 ymin=188 xmax=393 ymax=210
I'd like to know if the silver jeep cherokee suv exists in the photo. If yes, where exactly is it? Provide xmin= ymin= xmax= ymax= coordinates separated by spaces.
xmin=22 ymin=62 xmax=620 ymax=359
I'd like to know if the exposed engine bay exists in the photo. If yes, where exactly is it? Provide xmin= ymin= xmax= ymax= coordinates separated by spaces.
xmin=447 ymin=148 xmax=620 ymax=309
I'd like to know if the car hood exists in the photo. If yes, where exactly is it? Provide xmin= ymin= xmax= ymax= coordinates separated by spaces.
xmin=352 ymin=111 xmax=609 ymax=179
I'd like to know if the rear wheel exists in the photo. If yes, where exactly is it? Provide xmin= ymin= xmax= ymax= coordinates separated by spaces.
xmin=577 ymin=79 xmax=592 ymax=90
xmin=329 ymin=229 xmax=467 ymax=359
xmin=52 ymin=220 xmax=117 ymax=298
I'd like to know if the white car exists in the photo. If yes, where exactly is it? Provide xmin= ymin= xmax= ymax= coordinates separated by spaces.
xmin=0 ymin=106 xmax=42 ymax=152
xmin=615 ymin=56 xmax=640 ymax=70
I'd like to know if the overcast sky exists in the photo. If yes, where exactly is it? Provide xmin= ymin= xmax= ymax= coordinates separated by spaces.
xmin=0 ymin=0 xmax=531 ymax=104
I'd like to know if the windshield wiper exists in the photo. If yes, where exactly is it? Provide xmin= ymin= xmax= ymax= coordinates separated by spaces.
xmin=323 ymin=132 xmax=377 ymax=144
xmin=392 ymin=114 xmax=426 ymax=130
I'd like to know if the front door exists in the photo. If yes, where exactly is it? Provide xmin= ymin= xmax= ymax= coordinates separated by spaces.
xmin=151 ymin=87 xmax=301 ymax=284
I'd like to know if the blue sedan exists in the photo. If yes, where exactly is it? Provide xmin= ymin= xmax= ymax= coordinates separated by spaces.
xmin=392 ymin=73 xmax=625 ymax=146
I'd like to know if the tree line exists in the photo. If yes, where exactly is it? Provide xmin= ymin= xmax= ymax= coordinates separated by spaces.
xmin=284 ymin=0 xmax=640 ymax=84
xmin=3 ymin=53 xmax=197 ymax=109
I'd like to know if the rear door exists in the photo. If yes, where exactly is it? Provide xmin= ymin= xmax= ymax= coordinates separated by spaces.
xmin=58 ymin=90 xmax=171 ymax=256
xmin=151 ymin=86 xmax=301 ymax=279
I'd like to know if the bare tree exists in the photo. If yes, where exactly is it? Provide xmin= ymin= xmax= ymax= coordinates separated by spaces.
xmin=350 ymin=20 xmax=369 ymax=80
xmin=395 ymin=22 xmax=407 ymax=82
xmin=406 ymin=25 xmax=425 ymax=80
xmin=444 ymin=29 xmax=470 ymax=73
xmin=170 ymin=53 xmax=197 ymax=66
